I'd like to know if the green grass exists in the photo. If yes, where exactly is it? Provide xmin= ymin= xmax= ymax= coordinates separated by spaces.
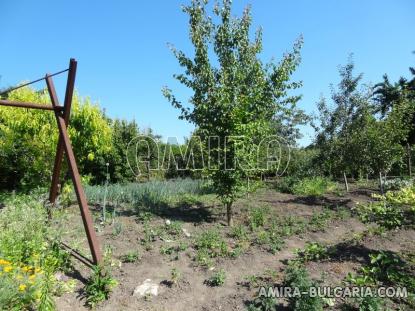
xmin=0 ymin=192 xmax=72 ymax=310
xmin=85 ymin=178 xmax=211 ymax=204
xmin=291 ymin=177 xmax=337 ymax=196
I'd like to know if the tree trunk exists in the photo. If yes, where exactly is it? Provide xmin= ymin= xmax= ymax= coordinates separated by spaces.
xmin=226 ymin=202 xmax=233 ymax=227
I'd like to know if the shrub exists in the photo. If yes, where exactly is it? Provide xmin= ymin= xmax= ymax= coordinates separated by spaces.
xmin=355 ymin=185 xmax=415 ymax=229
xmin=247 ymin=295 xmax=278 ymax=311
xmin=120 ymin=251 xmax=140 ymax=263
xmin=275 ymin=176 xmax=300 ymax=194
xmin=194 ymin=228 xmax=229 ymax=267
xmin=383 ymin=178 xmax=414 ymax=192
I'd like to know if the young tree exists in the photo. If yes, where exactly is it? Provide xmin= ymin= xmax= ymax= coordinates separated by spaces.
xmin=163 ymin=0 xmax=303 ymax=225
xmin=314 ymin=57 xmax=374 ymax=177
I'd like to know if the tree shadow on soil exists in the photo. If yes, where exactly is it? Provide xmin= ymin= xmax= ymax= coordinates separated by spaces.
xmin=98 ymin=201 xmax=217 ymax=224
xmin=149 ymin=203 xmax=217 ymax=224
xmin=280 ymin=196 xmax=352 ymax=210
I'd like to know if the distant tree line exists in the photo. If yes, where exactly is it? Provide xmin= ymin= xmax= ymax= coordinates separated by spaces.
xmin=307 ymin=54 xmax=415 ymax=180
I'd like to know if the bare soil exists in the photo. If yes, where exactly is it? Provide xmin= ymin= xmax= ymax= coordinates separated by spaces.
xmin=54 ymin=186 xmax=415 ymax=311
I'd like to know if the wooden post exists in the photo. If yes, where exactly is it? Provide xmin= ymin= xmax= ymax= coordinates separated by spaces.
xmin=46 ymin=74 xmax=102 ymax=265
xmin=379 ymin=171 xmax=384 ymax=195
xmin=343 ymin=172 xmax=349 ymax=192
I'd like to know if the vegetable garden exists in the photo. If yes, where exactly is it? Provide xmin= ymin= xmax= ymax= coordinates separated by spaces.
xmin=0 ymin=0 xmax=414 ymax=310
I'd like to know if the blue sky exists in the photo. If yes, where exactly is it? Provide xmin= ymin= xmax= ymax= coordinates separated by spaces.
xmin=1 ymin=0 xmax=414 ymax=146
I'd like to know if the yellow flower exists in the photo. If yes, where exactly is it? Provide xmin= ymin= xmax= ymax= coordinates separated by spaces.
xmin=0 ymin=259 xmax=11 ymax=266
xmin=22 ymin=266 xmax=30 ymax=272
xmin=3 ymin=266 xmax=13 ymax=273
xmin=18 ymin=284 xmax=27 ymax=292
xmin=29 ymin=274 xmax=36 ymax=280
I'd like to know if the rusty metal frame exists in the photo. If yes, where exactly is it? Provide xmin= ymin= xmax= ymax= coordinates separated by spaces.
xmin=0 ymin=59 xmax=102 ymax=266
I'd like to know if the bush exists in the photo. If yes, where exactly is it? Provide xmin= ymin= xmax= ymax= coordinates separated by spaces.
xmin=355 ymin=185 xmax=415 ymax=229
xmin=275 ymin=176 xmax=299 ymax=194
xmin=383 ymin=178 xmax=414 ymax=192
xmin=194 ymin=228 xmax=229 ymax=267
xmin=0 ymin=87 xmax=112 ymax=190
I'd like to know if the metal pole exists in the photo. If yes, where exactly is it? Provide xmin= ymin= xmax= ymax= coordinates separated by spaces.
xmin=49 ymin=59 xmax=77 ymax=204
xmin=0 ymin=99 xmax=62 ymax=111
xmin=46 ymin=75 xmax=102 ymax=265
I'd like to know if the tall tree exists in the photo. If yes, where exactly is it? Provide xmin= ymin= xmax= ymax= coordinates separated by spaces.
xmin=163 ymin=0 xmax=304 ymax=225
xmin=314 ymin=57 xmax=374 ymax=177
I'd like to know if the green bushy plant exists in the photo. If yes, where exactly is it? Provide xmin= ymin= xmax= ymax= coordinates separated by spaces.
xmin=249 ymin=207 xmax=269 ymax=231
xmin=194 ymin=228 xmax=228 ymax=265
xmin=206 ymin=269 xmax=226 ymax=287
xmin=284 ymin=262 xmax=324 ymax=311
xmin=295 ymin=242 xmax=329 ymax=263
xmin=120 ymin=251 xmax=140 ymax=263
xmin=0 ymin=193 xmax=72 ymax=310
xmin=247 ymin=295 xmax=278 ymax=311
xmin=84 ymin=265 xmax=117 ymax=308
xmin=355 ymin=185 xmax=415 ymax=229
xmin=292 ymin=177 xmax=337 ymax=197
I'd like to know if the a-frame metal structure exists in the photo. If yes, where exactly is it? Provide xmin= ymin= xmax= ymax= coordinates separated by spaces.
xmin=0 ymin=59 xmax=102 ymax=266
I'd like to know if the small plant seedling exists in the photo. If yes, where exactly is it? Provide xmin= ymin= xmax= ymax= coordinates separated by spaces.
xmin=249 ymin=207 xmax=269 ymax=231
xmin=171 ymin=268 xmax=181 ymax=286
xmin=296 ymin=242 xmax=329 ymax=263
xmin=230 ymin=223 xmax=249 ymax=241
xmin=84 ymin=265 xmax=117 ymax=308
xmin=206 ymin=269 xmax=226 ymax=287
xmin=244 ymin=274 xmax=260 ymax=288
xmin=112 ymin=221 xmax=123 ymax=236
xmin=120 ymin=251 xmax=140 ymax=263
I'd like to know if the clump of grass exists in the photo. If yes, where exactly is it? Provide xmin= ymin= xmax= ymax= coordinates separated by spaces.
xmin=85 ymin=179 xmax=212 ymax=211
xmin=291 ymin=177 xmax=337 ymax=197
